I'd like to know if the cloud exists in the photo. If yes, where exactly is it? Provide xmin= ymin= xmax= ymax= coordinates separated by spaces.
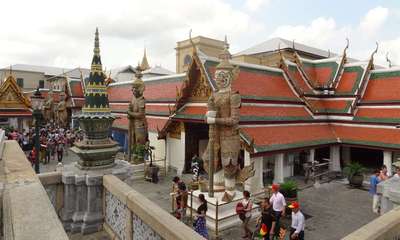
xmin=266 ymin=6 xmax=400 ymax=67
xmin=245 ymin=0 xmax=270 ymax=12
xmin=0 ymin=0 xmax=265 ymax=71
xmin=359 ymin=6 xmax=389 ymax=37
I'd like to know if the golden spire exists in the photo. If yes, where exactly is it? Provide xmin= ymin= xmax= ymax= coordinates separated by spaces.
xmin=94 ymin=27 xmax=100 ymax=56
xmin=216 ymin=35 xmax=233 ymax=70
xmin=140 ymin=48 xmax=150 ymax=70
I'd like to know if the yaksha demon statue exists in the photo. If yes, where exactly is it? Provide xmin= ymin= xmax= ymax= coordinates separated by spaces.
xmin=56 ymin=93 xmax=68 ymax=128
xmin=203 ymin=39 xmax=244 ymax=202
xmin=43 ymin=92 xmax=54 ymax=122
xmin=127 ymin=66 xmax=148 ymax=163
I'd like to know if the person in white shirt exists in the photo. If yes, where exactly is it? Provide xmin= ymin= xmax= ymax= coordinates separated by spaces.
xmin=269 ymin=184 xmax=286 ymax=226
xmin=240 ymin=190 xmax=253 ymax=238
xmin=289 ymin=201 xmax=305 ymax=240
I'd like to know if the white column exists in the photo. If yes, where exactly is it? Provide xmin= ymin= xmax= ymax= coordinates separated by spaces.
xmin=287 ymin=153 xmax=295 ymax=177
xmin=274 ymin=153 xmax=285 ymax=183
xmin=244 ymin=150 xmax=252 ymax=191
xmin=341 ymin=146 xmax=351 ymax=166
xmin=383 ymin=151 xmax=393 ymax=176
xmin=178 ymin=130 xmax=186 ymax=175
xmin=308 ymin=149 xmax=315 ymax=163
xmin=329 ymin=146 xmax=341 ymax=172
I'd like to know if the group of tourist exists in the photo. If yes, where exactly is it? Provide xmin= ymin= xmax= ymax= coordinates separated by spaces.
xmin=239 ymin=184 xmax=304 ymax=240
xmin=4 ymin=125 xmax=83 ymax=168
xmin=172 ymin=177 xmax=305 ymax=240
xmin=370 ymin=164 xmax=400 ymax=214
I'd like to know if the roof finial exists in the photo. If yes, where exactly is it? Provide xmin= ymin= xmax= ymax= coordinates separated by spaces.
xmin=278 ymin=43 xmax=283 ymax=59
xmin=140 ymin=47 xmax=150 ymax=70
xmin=189 ymin=29 xmax=196 ymax=52
xmin=94 ymin=27 xmax=100 ymax=56
xmin=328 ymin=49 xmax=331 ymax=58
xmin=371 ymin=41 xmax=379 ymax=60
xmin=9 ymin=65 xmax=12 ymax=76
xmin=386 ymin=52 xmax=392 ymax=68
xmin=343 ymin=38 xmax=349 ymax=56
xmin=292 ymin=39 xmax=296 ymax=51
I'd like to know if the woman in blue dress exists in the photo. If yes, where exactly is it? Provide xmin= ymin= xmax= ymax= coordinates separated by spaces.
xmin=194 ymin=194 xmax=208 ymax=239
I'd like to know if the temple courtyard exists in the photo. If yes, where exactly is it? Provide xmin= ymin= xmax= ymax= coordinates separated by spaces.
xmin=40 ymin=150 xmax=378 ymax=240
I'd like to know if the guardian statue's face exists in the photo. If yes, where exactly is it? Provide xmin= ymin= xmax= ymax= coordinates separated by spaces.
xmin=132 ymin=85 xmax=144 ymax=98
xmin=215 ymin=70 xmax=232 ymax=90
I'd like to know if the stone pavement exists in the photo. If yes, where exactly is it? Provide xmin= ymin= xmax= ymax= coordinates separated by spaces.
xmin=42 ymin=151 xmax=378 ymax=240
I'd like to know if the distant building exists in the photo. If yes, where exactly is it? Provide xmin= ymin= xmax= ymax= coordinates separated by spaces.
xmin=0 ymin=64 xmax=70 ymax=92
xmin=0 ymin=74 xmax=32 ymax=131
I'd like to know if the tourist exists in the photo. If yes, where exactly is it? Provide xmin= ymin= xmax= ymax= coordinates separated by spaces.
xmin=269 ymin=184 xmax=286 ymax=227
xmin=288 ymin=201 xmax=305 ymax=240
xmin=28 ymin=148 xmax=37 ymax=167
xmin=57 ymin=138 xmax=64 ymax=163
xmin=379 ymin=165 xmax=390 ymax=180
xmin=370 ymin=169 xmax=381 ymax=214
xmin=193 ymin=193 xmax=208 ymax=239
xmin=257 ymin=197 xmax=276 ymax=240
xmin=393 ymin=167 xmax=400 ymax=178
xmin=172 ymin=176 xmax=188 ymax=221
xmin=241 ymin=190 xmax=253 ymax=239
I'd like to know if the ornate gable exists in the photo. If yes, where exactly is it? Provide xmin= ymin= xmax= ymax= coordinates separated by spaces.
xmin=0 ymin=75 xmax=31 ymax=109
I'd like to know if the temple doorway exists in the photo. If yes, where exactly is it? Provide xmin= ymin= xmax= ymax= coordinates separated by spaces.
xmin=350 ymin=147 xmax=383 ymax=169
xmin=184 ymin=122 xmax=209 ymax=173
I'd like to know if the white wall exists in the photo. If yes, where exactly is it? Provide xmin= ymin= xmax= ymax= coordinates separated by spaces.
xmin=148 ymin=132 xmax=165 ymax=161
xmin=166 ymin=131 xmax=185 ymax=175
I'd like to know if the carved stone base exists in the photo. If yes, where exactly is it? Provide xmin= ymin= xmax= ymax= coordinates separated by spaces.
xmin=61 ymin=160 xmax=132 ymax=235
xmin=188 ymin=190 xmax=259 ymax=231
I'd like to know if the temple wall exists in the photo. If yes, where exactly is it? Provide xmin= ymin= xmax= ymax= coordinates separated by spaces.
xmin=148 ymin=132 xmax=165 ymax=162
xmin=166 ymin=133 xmax=185 ymax=174
xmin=103 ymin=175 xmax=203 ymax=240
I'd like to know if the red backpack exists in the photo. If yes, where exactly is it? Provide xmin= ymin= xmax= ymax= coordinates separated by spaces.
xmin=236 ymin=201 xmax=247 ymax=221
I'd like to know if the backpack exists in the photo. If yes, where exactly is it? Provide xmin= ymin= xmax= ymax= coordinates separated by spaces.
xmin=236 ymin=201 xmax=247 ymax=221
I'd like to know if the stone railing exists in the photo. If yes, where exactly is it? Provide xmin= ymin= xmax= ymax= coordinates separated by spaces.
xmin=39 ymin=171 xmax=64 ymax=216
xmin=103 ymin=175 xmax=204 ymax=240
xmin=1 ymin=139 xmax=68 ymax=240
xmin=342 ymin=206 xmax=400 ymax=240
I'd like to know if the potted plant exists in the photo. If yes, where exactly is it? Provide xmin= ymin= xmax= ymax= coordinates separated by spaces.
xmin=343 ymin=162 xmax=365 ymax=187
xmin=280 ymin=180 xmax=298 ymax=215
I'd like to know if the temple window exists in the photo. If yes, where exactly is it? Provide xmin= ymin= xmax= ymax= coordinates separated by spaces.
xmin=16 ymin=78 xmax=24 ymax=88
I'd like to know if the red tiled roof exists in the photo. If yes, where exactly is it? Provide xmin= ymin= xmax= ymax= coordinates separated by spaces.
xmin=112 ymin=114 xmax=169 ymax=132
xmin=361 ymin=75 xmax=400 ymax=103
xmin=287 ymin=65 xmax=312 ymax=93
xmin=241 ymin=124 xmax=336 ymax=152
xmin=302 ymin=61 xmax=339 ymax=87
xmin=332 ymin=124 xmax=400 ymax=148
xmin=69 ymin=81 xmax=84 ymax=98
xmin=0 ymin=109 xmax=32 ymax=117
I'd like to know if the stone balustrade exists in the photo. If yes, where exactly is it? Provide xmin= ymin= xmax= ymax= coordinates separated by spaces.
xmin=1 ymin=138 xmax=68 ymax=240
xmin=342 ymin=206 xmax=400 ymax=240
xmin=103 ymin=175 xmax=204 ymax=240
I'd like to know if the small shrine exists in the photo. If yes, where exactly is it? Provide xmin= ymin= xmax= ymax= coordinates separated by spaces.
xmin=70 ymin=28 xmax=119 ymax=169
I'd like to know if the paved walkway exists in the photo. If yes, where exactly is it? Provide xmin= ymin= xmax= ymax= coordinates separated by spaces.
xmin=42 ymin=152 xmax=378 ymax=240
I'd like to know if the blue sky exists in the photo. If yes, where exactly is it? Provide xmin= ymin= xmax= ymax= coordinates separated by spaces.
xmin=0 ymin=0 xmax=399 ymax=71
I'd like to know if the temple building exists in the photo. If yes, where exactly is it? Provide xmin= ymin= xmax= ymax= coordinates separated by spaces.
xmin=0 ymin=74 xmax=32 ymax=130
xmin=103 ymin=36 xmax=400 ymax=193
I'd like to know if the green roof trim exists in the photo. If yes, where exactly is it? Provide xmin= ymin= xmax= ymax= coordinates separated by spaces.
xmin=340 ymin=139 xmax=400 ymax=150
xmin=173 ymin=113 xmax=204 ymax=120
xmin=353 ymin=116 xmax=400 ymax=124
xmin=313 ymin=101 xmax=352 ymax=113
xmin=370 ymin=70 xmax=400 ymax=80
xmin=146 ymin=98 xmax=177 ymax=103
xmin=254 ymin=139 xmax=337 ymax=152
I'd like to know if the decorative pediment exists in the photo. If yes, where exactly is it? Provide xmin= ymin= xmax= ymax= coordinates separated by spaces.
xmin=0 ymin=75 xmax=31 ymax=109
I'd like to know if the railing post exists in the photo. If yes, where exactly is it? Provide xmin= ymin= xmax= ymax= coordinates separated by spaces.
xmin=215 ymin=199 xmax=219 ymax=240
xmin=171 ymin=184 xmax=175 ymax=214
xmin=190 ymin=191 xmax=193 ymax=225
